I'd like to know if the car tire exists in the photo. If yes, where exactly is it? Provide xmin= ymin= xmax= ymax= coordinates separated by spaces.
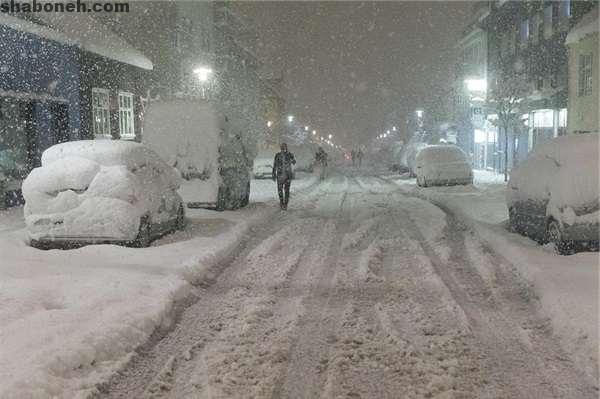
xmin=546 ymin=219 xmax=574 ymax=255
xmin=134 ymin=216 xmax=152 ymax=248
xmin=216 ymin=185 xmax=228 ymax=211
xmin=175 ymin=204 xmax=186 ymax=230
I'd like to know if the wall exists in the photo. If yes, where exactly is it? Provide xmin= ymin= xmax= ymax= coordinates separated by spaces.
xmin=567 ymin=32 xmax=599 ymax=133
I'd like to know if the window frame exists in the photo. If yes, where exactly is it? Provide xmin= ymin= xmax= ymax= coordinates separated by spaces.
xmin=118 ymin=91 xmax=136 ymax=140
xmin=92 ymin=87 xmax=111 ymax=139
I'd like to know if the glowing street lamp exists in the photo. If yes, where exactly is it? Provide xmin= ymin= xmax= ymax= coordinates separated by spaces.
xmin=392 ymin=126 xmax=397 ymax=131
xmin=304 ymin=126 xmax=309 ymax=131
xmin=267 ymin=120 xmax=273 ymax=128
xmin=193 ymin=66 xmax=212 ymax=82
xmin=465 ymin=78 xmax=487 ymax=92
xmin=287 ymin=115 xmax=294 ymax=123
xmin=416 ymin=109 xmax=424 ymax=118
xmin=312 ymin=130 xmax=317 ymax=135
xmin=328 ymin=134 xmax=333 ymax=139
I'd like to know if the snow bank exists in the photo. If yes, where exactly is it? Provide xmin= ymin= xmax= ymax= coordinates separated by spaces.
xmin=0 ymin=202 xmax=277 ymax=398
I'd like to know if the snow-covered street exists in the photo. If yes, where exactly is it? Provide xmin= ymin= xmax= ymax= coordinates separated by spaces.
xmin=89 ymin=171 xmax=596 ymax=399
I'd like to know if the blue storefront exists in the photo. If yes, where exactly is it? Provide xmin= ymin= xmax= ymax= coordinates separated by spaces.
xmin=0 ymin=19 xmax=81 ymax=206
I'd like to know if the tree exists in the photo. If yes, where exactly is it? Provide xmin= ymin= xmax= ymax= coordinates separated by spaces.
xmin=487 ymin=59 xmax=528 ymax=181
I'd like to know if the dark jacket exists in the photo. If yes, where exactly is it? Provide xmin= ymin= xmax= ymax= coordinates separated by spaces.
xmin=273 ymin=151 xmax=296 ymax=181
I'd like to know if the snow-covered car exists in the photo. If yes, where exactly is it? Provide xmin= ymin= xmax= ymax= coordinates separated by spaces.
xmin=23 ymin=140 xmax=185 ymax=248
xmin=253 ymin=163 xmax=273 ymax=179
xmin=415 ymin=145 xmax=473 ymax=187
xmin=507 ymin=133 xmax=599 ymax=255
xmin=143 ymin=99 xmax=253 ymax=210
xmin=253 ymin=150 xmax=275 ymax=179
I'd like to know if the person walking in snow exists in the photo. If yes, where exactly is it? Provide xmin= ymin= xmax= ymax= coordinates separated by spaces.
xmin=356 ymin=148 xmax=363 ymax=168
xmin=350 ymin=149 xmax=356 ymax=167
xmin=315 ymin=147 xmax=328 ymax=180
xmin=272 ymin=142 xmax=296 ymax=210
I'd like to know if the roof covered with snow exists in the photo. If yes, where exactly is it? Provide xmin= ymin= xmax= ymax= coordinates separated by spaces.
xmin=566 ymin=6 xmax=599 ymax=45
xmin=0 ymin=13 xmax=153 ymax=70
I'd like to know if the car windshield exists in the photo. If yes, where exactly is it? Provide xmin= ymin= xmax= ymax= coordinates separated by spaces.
xmin=1 ymin=2 xmax=599 ymax=398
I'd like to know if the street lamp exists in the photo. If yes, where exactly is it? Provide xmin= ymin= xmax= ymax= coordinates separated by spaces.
xmin=392 ymin=126 xmax=397 ymax=131
xmin=287 ymin=115 xmax=294 ymax=123
xmin=328 ymin=134 xmax=333 ymax=139
xmin=267 ymin=120 xmax=273 ymax=128
xmin=304 ymin=126 xmax=309 ymax=131
xmin=193 ymin=66 xmax=212 ymax=82
xmin=312 ymin=130 xmax=317 ymax=135
xmin=465 ymin=78 xmax=487 ymax=93
xmin=416 ymin=109 xmax=424 ymax=118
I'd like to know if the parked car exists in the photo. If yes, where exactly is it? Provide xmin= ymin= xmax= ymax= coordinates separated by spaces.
xmin=415 ymin=145 xmax=472 ymax=187
xmin=23 ymin=140 xmax=185 ymax=248
xmin=253 ymin=149 xmax=274 ymax=179
xmin=507 ymin=133 xmax=599 ymax=255
xmin=143 ymin=99 xmax=253 ymax=210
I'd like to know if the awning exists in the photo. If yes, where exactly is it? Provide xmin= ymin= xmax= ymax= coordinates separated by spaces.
xmin=0 ymin=13 xmax=153 ymax=70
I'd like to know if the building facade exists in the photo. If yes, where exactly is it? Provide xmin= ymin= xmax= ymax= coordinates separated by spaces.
xmin=482 ymin=0 xmax=596 ymax=172
xmin=566 ymin=6 xmax=599 ymax=134
xmin=453 ymin=2 xmax=496 ymax=170
xmin=0 ymin=13 xmax=152 ymax=207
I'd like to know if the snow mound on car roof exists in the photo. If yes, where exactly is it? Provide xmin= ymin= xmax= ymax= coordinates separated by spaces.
xmin=22 ymin=156 xmax=100 ymax=197
xmin=509 ymin=133 xmax=599 ymax=209
xmin=416 ymin=145 xmax=468 ymax=164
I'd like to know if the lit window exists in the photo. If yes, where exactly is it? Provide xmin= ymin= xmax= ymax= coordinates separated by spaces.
xmin=520 ymin=19 xmax=529 ymax=45
xmin=92 ymin=88 xmax=111 ymax=138
xmin=118 ymin=92 xmax=135 ymax=139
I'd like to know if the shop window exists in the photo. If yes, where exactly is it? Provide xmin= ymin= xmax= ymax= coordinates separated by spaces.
xmin=118 ymin=92 xmax=135 ymax=139
xmin=92 ymin=88 xmax=111 ymax=138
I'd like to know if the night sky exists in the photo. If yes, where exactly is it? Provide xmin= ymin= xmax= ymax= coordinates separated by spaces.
xmin=237 ymin=1 xmax=474 ymax=147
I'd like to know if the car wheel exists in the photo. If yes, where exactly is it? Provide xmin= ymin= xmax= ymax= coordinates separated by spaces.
xmin=175 ymin=204 xmax=186 ymax=230
xmin=546 ymin=220 xmax=574 ymax=255
xmin=216 ymin=185 xmax=228 ymax=211
xmin=134 ymin=216 xmax=152 ymax=248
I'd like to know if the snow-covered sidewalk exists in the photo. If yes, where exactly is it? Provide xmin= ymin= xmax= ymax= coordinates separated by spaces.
xmin=0 ymin=176 xmax=315 ymax=398
xmin=393 ymin=169 xmax=599 ymax=383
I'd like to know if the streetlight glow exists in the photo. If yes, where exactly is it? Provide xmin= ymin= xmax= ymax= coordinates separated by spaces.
xmin=392 ymin=126 xmax=397 ymax=131
xmin=193 ymin=66 xmax=212 ymax=82
xmin=416 ymin=109 xmax=424 ymax=118
xmin=465 ymin=78 xmax=487 ymax=92
xmin=312 ymin=130 xmax=317 ymax=135
xmin=328 ymin=134 xmax=333 ymax=139
xmin=304 ymin=126 xmax=309 ymax=131
xmin=287 ymin=115 xmax=294 ymax=123
xmin=267 ymin=120 xmax=273 ymax=128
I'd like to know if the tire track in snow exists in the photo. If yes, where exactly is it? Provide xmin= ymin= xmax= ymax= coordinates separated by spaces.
xmin=398 ymin=202 xmax=597 ymax=399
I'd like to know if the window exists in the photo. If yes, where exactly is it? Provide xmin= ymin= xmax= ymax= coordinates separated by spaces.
xmin=530 ymin=14 xmax=539 ymax=44
xmin=543 ymin=5 xmax=553 ymax=39
xmin=578 ymin=54 xmax=593 ymax=96
xmin=520 ymin=19 xmax=529 ymax=45
xmin=92 ymin=88 xmax=111 ymax=138
xmin=559 ymin=0 xmax=570 ymax=19
xmin=118 ymin=92 xmax=135 ymax=139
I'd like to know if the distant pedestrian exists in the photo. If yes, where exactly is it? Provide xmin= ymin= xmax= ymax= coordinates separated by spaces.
xmin=272 ymin=142 xmax=296 ymax=210
xmin=315 ymin=147 xmax=328 ymax=180
xmin=357 ymin=149 xmax=363 ymax=168
xmin=351 ymin=149 xmax=356 ymax=166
